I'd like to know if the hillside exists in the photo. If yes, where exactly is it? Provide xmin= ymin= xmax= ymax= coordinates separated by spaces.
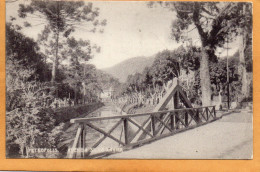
xmin=102 ymin=56 xmax=155 ymax=83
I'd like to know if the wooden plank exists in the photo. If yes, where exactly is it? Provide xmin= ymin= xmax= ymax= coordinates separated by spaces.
xmin=159 ymin=115 xmax=171 ymax=135
xmin=206 ymin=107 xmax=209 ymax=121
xmin=208 ymin=107 xmax=215 ymax=119
xmin=187 ymin=116 xmax=193 ymax=126
xmin=70 ymin=106 xmax=216 ymax=123
xmin=175 ymin=113 xmax=180 ymax=130
xmin=80 ymin=125 xmax=85 ymax=158
xmin=175 ymin=113 xmax=187 ymax=127
xmin=155 ymin=114 xmax=172 ymax=133
xmin=86 ymin=122 xmax=125 ymax=146
xmin=174 ymin=90 xmax=179 ymax=109
xmin=170 ymin=113 xmax=175 ymax=130
xmin=84 ymin=119 xmax=123 ymax=156
xmin=127 ymin=118 xmax=153 ymax=138
xmin=80 ymin=110 xmax=220 ymax=159
xmin=153 ymin=78 xmax=179 ymax=112
xmin=182 ymin=109 xmax=199 ymax=125
xmin=178 ymin=87 xmax=204 ymax=123
xmin=174 ymin=91 xmax=180 ymax=129
xmin=129 ymin=117 xmax=152 ymax=143
xmin=67 ymin=125 xmax=83 ymax=158
xmin=151 ymin=116 xmax=156 ymax=136
xmin=154 ymin=113 xmax=170 ymax=136
xmin=200 ymin=109 xmax=207 ymax=121
xmin=88 ymin=115 xmax=223 ymax=159
xmin=195 ymin=109 xmax=201 ymax=123
xmin=156 ymin=112 xmax=169 ymax=131
xmin=187 ymin=110 xmax=199 ymax=126
xmin=130 ymin=117 xmax=152 ymax=143
xmin=185 ymin=112 xmax=189 ymax=126
xmin=177 ymin=86 xmax=193 ymax=108
xmin=124 ymin=118 xmax=129 ymax=145
xmin=178 ymin=87 xmax=203 ymax=124
xmin=213 ymin=106 xmax=216 ymax=118
xmin=188 ymin=108 xmax=200 ymax=125
xmin=124 ymin=117 xmax=222 ymax=150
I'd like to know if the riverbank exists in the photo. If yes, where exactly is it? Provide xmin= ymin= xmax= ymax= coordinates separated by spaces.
xmin=114 ymin=101 xmax=155 ymax=115
xmin=6 ymin=102 xmax=104 ymax=158
xmin=53 ymin=102 xmax=104 ymax=125
xmin=49 ymin=102 xmax=104 ymax=158
xmin=60 ymin=102 xmax=123 ymax=158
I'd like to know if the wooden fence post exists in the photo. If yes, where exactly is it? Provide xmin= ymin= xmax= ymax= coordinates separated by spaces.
xmin=124 ymin=118 xmax=129 ymax=145
xmin=213 ymin=106 xmax=216 ymax=118
xmin=170 ymin=112 xmax=175 ymax=130
xmin=195 ymin=109 xmax=201 ymax=123
xmin=68 ymin=125 xmax=83 ymax=158
xmin=185 ymin=111 xmax=188 ymax=127
xmin=206 ymin=107 xmax=209 ymax=121
xmin=174 ymin=92 xmax=179 ymax=129
xmin=151 ymin=115 xmax=156 ymax=136
xmin=80 ymin=124 xmax=85 ymax=158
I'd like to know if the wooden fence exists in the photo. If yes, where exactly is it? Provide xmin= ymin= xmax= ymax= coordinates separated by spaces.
xmin=67 ymin=105 xmax=217 ymax=159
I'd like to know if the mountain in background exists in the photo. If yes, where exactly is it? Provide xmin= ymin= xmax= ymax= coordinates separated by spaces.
xmin=102 ymin=56 xmax=155 ymax=83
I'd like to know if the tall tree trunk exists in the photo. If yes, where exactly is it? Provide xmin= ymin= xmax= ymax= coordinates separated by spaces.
xmin=238 ymin=28 xmax=248 ymax=102
xmin=200 ymin=47 xmax=212 ymax=106
xmin=51 ymin=31 xmax=59 ymax=84
xmin=51 ymin=3 xmax=60 ymax=84
xmin=193 ymin=3 xmax=212 ymax=106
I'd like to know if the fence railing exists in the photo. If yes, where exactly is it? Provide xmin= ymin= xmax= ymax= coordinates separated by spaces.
xmin=67 ymin=106 xmax=217 ymax=158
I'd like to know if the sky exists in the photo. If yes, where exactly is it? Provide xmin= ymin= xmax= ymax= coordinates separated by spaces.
xmin=6 ymin=1 xmax=238 ymax=69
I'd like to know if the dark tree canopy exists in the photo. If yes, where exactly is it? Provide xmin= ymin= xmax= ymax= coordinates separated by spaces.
xmin=150 ymin=50 xmax=180 ymax=86
xmin=6 ymin=23 xmax=51 ymax=82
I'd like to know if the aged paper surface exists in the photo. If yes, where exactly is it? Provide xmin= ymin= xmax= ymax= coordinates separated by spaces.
xmin=0 ymin=0 xmax=259 ymax=171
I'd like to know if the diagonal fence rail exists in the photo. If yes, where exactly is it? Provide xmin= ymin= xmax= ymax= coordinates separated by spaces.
xmin=67 ymin=106 xmax=217 ymax=159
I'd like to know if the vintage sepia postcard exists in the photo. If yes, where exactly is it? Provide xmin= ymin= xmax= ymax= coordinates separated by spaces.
xmin=0 ymin=0 xmax=259 ymax=171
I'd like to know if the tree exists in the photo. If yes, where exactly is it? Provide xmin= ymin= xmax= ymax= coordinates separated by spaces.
xmin=6 ymin=82 xmax=64 ymax=158
xmin=63 ymin=63 xmax=98 ymax=104
xmin=176 ymin=46 xmax=201 ymax=105
xmin=18 ymin=1 xmax=106 ymax=83
xmin=6 ymin=28 xmax=62 ymax=157
xmin=6 ymin=22 xmax=53 ymax=111
xmin=6 ymin=23 xmax=51 ymax=83
xmin=150 ymin=50 xmax=180 ymax=89
xmin=149 ymin=2 xmax=241 ymax=106
xmin=6 ymin=22 xmax=70 ymax=158
xmin=232 ymin=3 xmax=252 ymax=101
xmin=177 ymin=46 xmax=200 ymax=73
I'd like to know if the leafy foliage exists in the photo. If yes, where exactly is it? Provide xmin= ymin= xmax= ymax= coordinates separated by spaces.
xmin=18 ymin=0 xmax=106 ymax=82
xmin=6 ymin=1 xmax=113 ymax=158
xmin=6 ymin=44 xmax=63 ymax=157
xmin=6 ymin=82 xmax=64 ymax=158
xmin=6 ymin=23 xmax=51 ymax=82
xmin=148 ymin=2 xmax=252 ymax=106
xmin=150 ymin=50 xmax=180 ymax=86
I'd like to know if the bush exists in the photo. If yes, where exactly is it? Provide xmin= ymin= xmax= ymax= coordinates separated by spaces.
xmin=6 ymin=82 xmax=64 ymax=158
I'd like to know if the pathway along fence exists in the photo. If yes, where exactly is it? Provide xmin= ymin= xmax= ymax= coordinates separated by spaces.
xmin=67 ymin=105 xmax=217 ymax=159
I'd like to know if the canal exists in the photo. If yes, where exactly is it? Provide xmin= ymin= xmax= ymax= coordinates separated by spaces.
xmin=59 ymin=102 xmax=125 ymax=158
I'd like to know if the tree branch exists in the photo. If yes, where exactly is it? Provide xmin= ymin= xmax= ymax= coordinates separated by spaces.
xmin=201 ymin=6 xmax=217 ymax=17
xmin=192 ymin=2 xmax=207 ymax=42
xmin=208 ymin=3 xmax=236 ymax=44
